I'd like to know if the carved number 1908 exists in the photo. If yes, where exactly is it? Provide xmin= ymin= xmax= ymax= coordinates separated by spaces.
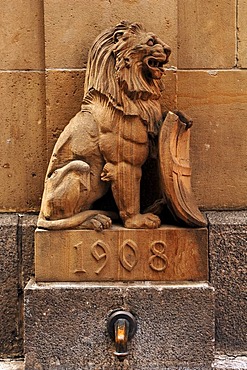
xmin=73 ymin=240 xmax=168 ymax=275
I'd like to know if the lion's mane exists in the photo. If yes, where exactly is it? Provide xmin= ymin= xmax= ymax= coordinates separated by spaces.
xmin=82 ymin=21 xmax=163 ymax=134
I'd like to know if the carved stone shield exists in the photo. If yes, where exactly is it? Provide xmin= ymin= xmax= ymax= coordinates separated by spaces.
xmin=159 ymin=112 xmax=207 ymax=227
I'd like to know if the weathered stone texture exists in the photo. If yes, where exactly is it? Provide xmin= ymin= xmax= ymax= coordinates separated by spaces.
xmin=238 ymin=0 xmax=247 ymax=68
xmin=0 ymin=72 xmax=46 ymax=212
xmin=177 ymin=70 xmax=247 ymax=209
xmin=0 ymin=1 xmax=244 ymax=213
xmin=213 ymin=355 xmax=247 ymax=370
xmin=0 ymin=215 xmax=38 ymax=358
xmin=0 ymin=215 xmax=22 ymax=357
xmin=35 ymin=227 xmax=208 ymax=282
xmin=21 ymin=215 xmax=38 ymax=286
xmin=24 ymin=281 xmax=214 ymax=369
xmin=208 ymin=211 xmax=247 ymax=354
xmin=0 ymin=0 xmax=44 ymax=70
xmin=44 ymin=0 xmax=177 ymax=68
xmin=161 ymin=70 xmax=177 ymax=113
xmin=0 ymin=360 xmax=24 ymax=370
xmin=45 ymin=70 xmax=85 ymax=157
xmin=178 ymin=0 xmax=236 ymax=68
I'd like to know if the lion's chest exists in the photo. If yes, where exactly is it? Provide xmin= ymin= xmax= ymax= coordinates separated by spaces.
xmin=93 ymin=104 xmax=147 ymax=143
xmin=92 ymin=105 xmax=149 ymax=166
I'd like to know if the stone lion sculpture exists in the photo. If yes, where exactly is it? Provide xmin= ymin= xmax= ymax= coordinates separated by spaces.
xmin=38 ymin=21 xmax=205 ymax=230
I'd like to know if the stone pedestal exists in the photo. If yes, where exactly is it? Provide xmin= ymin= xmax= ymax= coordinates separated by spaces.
xmin=35 ymin=226 xmax=208 ymax=282
xmin=24 ymin=225 xmax=213 ymax=369
xmin=24 ymin=280 xmax=214 ymax=370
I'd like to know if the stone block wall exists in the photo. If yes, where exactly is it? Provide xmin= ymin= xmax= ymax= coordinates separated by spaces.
xmin=0 ymin=215 xmax=37 ymax=358
xmin=0 ymin=0 xmax=246 ymax=362
xmin=208 ymin=211 xmax=247 ymax=354
xmin=0 ymin=215 xmax=21 ymax=357
xmin=0 ymin=0 xmax=246 ymax=212
xmin=0 ymin=1 xmax=46 ymax=212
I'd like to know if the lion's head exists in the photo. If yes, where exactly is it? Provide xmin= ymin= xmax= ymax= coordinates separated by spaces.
xmin=83 ymin=21 xmax=171 ymax=132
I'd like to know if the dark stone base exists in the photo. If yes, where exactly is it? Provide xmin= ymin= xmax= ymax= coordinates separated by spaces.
xmin=24 ymin=280 xmax=214 ymax=370
xmin=207 ymin=211 xmax=247 ymax=354
xmin=0 ymin=214 xmax=20 ymax=357
xmin=1 ymin=211 xmax=246 ymax=363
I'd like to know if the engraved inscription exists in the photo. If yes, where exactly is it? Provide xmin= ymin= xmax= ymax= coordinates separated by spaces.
xmin=119 ymin=240 xmax=140 ymax=272
xmin=72 ymin=239 xmax=169 ymax=277
xmin=91 ymin=241 xmax=109 ymax=275
xmin=149 ymin=241 xmax=168 ymax=272
xmin=73 ymin=242 xmax=86 ymax=273
xmin=37 ymin=226 xmax=207 ymax=282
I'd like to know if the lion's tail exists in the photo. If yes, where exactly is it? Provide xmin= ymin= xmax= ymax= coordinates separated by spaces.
xmin=37 ymin=210 xmax=118 ymax=230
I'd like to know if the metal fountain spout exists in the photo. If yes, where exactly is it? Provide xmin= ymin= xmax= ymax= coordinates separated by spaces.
xmin=107 ymin=310 xmax=137 ymax=361
xmin=114 ymin=318 xmax=129 ymax=360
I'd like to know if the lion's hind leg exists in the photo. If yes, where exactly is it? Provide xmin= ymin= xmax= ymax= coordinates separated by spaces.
xmin=38 ymin=159 xmax=116 ymax=230
xmin=41 ymin=160 xmax=91 ymax=220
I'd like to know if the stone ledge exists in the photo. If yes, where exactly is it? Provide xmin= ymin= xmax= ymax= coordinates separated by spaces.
xmin=213 ymin=355 xmax=247 ymax=370
xmin=0 ymin=360 xmax=24 ymax=370
xmin=207 ymin=211 xmax=247 ymax=226
xmin=2 ymin=355 xmax=247 ymax=370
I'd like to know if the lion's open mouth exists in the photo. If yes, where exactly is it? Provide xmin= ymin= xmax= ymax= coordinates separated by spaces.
xmin=147 ymin=58 xmax=164 ymax=69
xmin=144 ymin=55 xmax=167 ymax=80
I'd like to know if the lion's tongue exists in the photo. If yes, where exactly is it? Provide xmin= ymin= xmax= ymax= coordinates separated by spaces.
xmin=151 ymin=68 xmax=163 ymax=79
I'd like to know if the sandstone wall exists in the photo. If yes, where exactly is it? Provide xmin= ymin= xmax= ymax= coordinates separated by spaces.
xmin=0 ymin=0 xmax=246 ymax=212
xmin=0 ymin=1 xmax=246 ymax=361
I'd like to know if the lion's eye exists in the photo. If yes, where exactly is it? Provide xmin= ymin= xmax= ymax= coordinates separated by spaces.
xmin=147 ymin=39 xmax=154 ymax=46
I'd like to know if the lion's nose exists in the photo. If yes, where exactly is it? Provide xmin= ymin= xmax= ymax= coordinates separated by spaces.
xmin=154 ymin=43 xmax=171 ymax=58
xmin=163 ymin=45 xmax=171 ymax=58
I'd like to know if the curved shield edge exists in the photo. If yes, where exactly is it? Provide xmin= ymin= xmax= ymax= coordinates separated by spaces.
xmin=159 ymin=111 xmax=207 ymax=227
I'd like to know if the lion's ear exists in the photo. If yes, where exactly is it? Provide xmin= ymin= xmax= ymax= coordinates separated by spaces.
xmin=113 ymin=31 xmax=124 ymax=43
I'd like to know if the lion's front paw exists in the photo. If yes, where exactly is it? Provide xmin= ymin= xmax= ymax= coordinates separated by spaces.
xmin=101 ymin=163 xmax=116 ymax=182
xmin=124 ymin=213 xmax=161 ymax=229
xmin=81 ymin=214 xmax=112 ymax=231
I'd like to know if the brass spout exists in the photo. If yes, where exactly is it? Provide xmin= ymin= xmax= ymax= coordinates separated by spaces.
xmin=107 ymin=310 xmax=137 ymax=362
xmin=114 ymin=318 xmax=129 ymax=361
